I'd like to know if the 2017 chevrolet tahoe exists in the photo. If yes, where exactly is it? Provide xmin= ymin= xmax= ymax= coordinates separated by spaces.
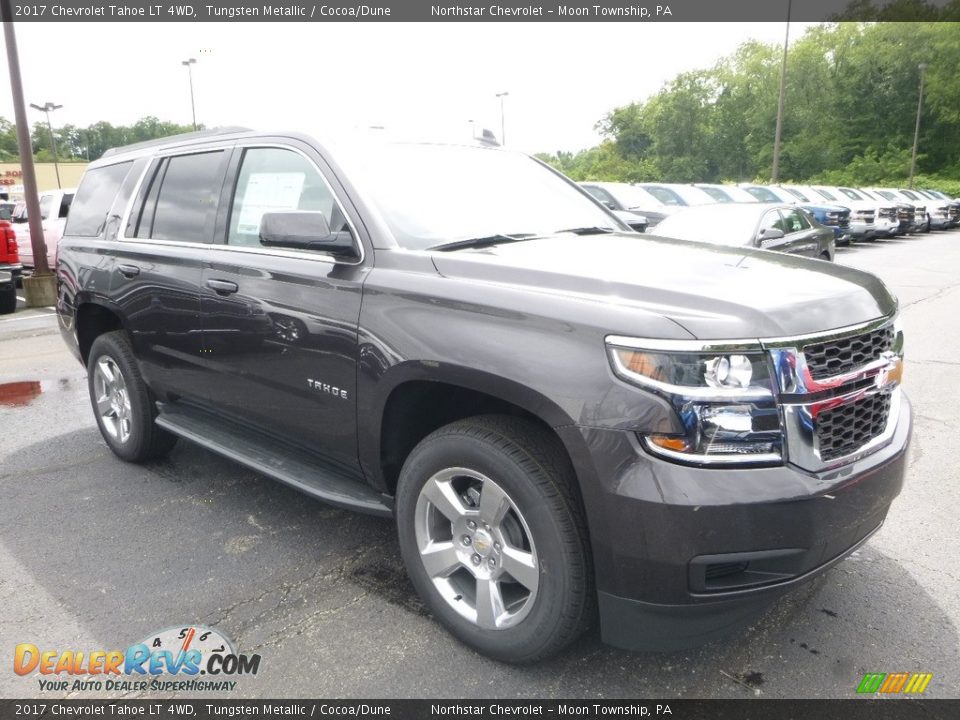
xmin=56 ymin=128 xmax=912 ymax=663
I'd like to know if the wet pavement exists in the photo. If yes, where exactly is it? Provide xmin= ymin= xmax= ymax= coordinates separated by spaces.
xmin=0 ymin=231 xmax=958 ymax=699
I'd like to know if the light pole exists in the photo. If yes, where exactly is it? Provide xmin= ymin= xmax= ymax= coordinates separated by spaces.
xmin=182 ymin=58 xmax=197 ymax=131
xmin=495 ymin=91 xmax=509 ymax=145
xmin=771 ymin=0 xmax=792 ymax=183
xmin=29 ymin=101 xmax=62 ymax=189
xmin=909 ymin=63 xmax=927 ymax=189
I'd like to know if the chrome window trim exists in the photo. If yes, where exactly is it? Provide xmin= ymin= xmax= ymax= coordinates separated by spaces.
xmin=117 ymin=142 xmax=366 ymax=267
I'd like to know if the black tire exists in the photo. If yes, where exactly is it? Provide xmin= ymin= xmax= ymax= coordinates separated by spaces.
xmin=0 ymin=286 xmax=15 ymax=315
xmin=87 ymin=330 xmax=177 ymax=462
xmin=396 ymin=415 xmax=593 ymax=663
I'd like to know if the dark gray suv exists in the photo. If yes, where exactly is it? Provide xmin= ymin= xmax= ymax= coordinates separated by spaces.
xmin=56 ymin=128 xmax=911 ymax=662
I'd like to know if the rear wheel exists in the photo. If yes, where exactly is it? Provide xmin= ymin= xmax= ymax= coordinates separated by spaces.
xmin=396 ymin=415 xmax=593 ymax=663
xmin=87 ymin=331 xmax=177 ymax=462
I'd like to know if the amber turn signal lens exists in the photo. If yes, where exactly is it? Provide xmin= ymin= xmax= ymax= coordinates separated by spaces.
xmin=647 ymin=435 xmax=692 ymax=453
xmin=616 ymin=350 xmax=666 ymax=382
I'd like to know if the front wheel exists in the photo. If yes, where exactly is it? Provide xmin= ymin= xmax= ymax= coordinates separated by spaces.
xmin=396 ymin=415 xmax=593 ymax=663
xmin=87 ymin=331 xmax=177 ymax=462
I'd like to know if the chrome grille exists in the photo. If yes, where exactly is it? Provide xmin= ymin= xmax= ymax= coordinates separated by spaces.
xmin=816 ymin=392 xmax=892 ymax=462
xmin=803 ymin=325 xmax=896 ymax=380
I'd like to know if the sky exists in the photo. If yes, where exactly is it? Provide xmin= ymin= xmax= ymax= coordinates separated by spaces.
xmin=0 ymin=21 xmax=816 ymax=156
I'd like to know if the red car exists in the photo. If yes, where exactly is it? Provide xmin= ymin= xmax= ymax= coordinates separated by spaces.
xmin=0 ymin=217 xmax=20 ymax=314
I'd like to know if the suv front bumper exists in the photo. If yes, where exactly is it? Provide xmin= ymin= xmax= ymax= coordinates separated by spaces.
xmin=560 ymin=391 xmax=911 ymax=651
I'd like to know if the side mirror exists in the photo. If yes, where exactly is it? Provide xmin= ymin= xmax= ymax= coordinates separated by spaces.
xmin=757 ymin=227 xmax=784 ymax=244
xmin=259 ymin=212 xmax=358 ymax=258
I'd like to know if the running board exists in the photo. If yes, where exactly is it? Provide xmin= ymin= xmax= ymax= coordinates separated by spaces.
xmin=155 ymin=403 xmax=393 ymax=517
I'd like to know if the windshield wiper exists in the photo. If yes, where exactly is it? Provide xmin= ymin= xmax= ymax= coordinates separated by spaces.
xmin=429 ymin=233 xmax=538 ymax=252
xmin=554 ymin=226 xmax=617 ymax=235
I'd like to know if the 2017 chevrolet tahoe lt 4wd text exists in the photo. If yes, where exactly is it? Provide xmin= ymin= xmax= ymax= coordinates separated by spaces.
xmin=56 ymin=128 xmax=912 ymax=663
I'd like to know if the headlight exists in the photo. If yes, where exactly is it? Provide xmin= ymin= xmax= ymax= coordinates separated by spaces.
xmin=607 ymin=339 xmax=783 ymax=466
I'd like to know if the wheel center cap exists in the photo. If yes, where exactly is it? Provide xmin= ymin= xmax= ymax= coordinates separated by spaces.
xmin=472 ymin=529 xmax=493 ymax=557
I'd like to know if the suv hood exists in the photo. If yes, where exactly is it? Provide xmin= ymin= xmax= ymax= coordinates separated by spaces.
xmin=430 ymin=234 xmax=896 ymax=340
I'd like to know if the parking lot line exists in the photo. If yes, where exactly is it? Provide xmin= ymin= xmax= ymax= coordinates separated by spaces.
xmin=0 ymin=309 xmax=56 ymax=323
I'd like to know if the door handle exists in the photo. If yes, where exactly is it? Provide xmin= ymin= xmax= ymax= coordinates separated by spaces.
xmin=206 ymin=279 xmax=239 ymax=295
xmin=117 ymin=264 xmax=140 ymax=278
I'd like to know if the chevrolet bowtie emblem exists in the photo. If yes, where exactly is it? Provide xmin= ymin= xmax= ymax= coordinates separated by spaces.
xmin=876 ymin=351 xmax=904 ymax=389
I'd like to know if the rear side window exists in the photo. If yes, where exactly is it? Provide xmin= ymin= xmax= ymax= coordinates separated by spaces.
xmin=65 ymin=163 xmax=133 ymax=237
xmin=132 ymin=151 xmax=227 ymax=243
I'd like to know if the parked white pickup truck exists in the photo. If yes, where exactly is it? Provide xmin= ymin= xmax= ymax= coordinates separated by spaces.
xmin=12 ymin=188 xmax=76 ymax=269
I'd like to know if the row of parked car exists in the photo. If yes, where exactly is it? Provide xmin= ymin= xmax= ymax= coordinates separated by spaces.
xmin=581 ymin=181 xmax=960 ymax=261
xmin=2 ymin=170 xmax=958 ymax=314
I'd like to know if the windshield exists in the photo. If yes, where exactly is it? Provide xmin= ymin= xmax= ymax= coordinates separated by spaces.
xmin=839 ymin=188 xmax=865 ymax=201
xmin=697 ymin=186 xmax=733 ymax=202
xmin=900 ymin=190 xmax=920 ymax=200
xmin=743 ymin=186 xmax=781 ymax=203
xmin=641 ymin=185 xmax=686 ymax=206
xmin=344 ymin=143 xmax=620 ymax=250
xmin=874 ymin=190 xmax=897 ymax=201
xmin=607 ymin=184 xmax=661 ymax=210
xmin=668 ymin=185 xmax=717 ymax=205
xmin=811 ymin=187 xmax=838 ymax=202
xmin=782 ymin=187 xmax=809 ymax=202
xmin=653 ymin=205 xmax=760 ymax=246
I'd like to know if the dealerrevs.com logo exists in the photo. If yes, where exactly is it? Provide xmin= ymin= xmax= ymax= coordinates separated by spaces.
xmin=14 ymin=625 xmax=261 ymax=693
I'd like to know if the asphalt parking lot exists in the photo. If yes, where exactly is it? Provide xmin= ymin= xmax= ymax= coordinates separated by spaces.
xmin=1 ymin=231 xmax=958 ymax=700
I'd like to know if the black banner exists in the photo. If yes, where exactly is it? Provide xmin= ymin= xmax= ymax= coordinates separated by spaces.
xmin=1 ymin=0 xmax=958 ymax=23
xmin=1 ymin=700 xmax=959 ymax=720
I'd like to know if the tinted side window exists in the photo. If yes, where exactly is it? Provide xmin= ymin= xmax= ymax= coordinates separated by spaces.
xmin=65 ymin=163 xmax=133 ymax=237
xmin=758 ymin=210 xmax=786 ymax=237
xmin=227 ymin=147 xmax=341 ymax=249
xmin=149 ymin=151 xmax=226 ymax=244
xmin=781 ymin=208 xmax=810 ymax=233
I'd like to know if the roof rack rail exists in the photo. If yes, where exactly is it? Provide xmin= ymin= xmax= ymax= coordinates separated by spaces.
xmin=100 ymin=126 xmax=252 ymax=158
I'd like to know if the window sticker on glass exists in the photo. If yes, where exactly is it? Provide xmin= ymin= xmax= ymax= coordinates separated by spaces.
xmin=236 ymin=172 xmax=306 ymax=235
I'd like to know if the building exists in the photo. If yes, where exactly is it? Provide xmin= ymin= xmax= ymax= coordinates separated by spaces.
xmin=0 ymin=162 xmax=88 ymax=198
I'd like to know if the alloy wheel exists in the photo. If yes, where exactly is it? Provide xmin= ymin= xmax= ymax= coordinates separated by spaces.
xmin=414 ymin=467 xmax=539 ymax=630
